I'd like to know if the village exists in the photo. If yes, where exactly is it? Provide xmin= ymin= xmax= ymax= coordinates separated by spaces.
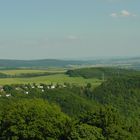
xmin=0 ymin=83 xmax=67 ymax=98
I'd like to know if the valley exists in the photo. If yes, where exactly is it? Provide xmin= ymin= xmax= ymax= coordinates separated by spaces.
xmin=0 ymin=64 xmax=140 ymax=139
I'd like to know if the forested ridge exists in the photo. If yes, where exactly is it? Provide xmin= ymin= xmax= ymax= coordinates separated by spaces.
xmin=66 ymin=67 xmax=140 ymax=79
xmin=0 ymin=74 xmax=140 ymax=139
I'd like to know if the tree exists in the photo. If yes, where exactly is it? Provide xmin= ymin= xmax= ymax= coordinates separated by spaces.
xmin=0 ymin=99 xmax=71 ymax=140
xmin=79 ymin=106 xmax=134 ymax=140
xmin=70 ymin=123 xmax=105 ymax=140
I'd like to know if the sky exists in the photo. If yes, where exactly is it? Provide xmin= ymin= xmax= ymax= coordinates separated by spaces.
xmin=0 ymin=0 xmax=140 ymax=60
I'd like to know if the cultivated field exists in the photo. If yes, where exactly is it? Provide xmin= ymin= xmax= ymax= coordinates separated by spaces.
xmin=0 ymin=69 xmax=102 ymax=87
xmin=0 ymin=68 xmax=66 ymax=75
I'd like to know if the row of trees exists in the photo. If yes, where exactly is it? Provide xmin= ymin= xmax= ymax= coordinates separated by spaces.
xmin=0 ymin=72 xmax=59 ymax=78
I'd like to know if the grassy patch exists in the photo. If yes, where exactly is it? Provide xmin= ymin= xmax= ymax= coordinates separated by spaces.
xmin=0 ymin=74 xmax=102 ymax=87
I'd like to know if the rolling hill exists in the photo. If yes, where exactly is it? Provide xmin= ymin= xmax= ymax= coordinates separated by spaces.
xmin=0 ymin=59 xmax=86 ymax=68
xmin=0 ymin=57 xmax=139 ymax=69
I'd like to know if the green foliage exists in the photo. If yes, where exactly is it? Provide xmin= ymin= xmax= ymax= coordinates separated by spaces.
xmin=0 ymin=99 xmax=71 ymax=140
xmin=70 ymin=124 xmax=104 ymax=140
xmin=44 ymin=88 xmax=95 ymax=117
xmin=66 ymin=67 xmax=140 ymax=79
xmin=79 ymin=106 xmax=135 ymax=140
xmin=92 ymin=76 xmax=140 ymax=117
xmin=3 ymin=85 xmax=14 ymax=92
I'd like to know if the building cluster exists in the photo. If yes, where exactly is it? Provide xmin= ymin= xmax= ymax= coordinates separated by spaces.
xmin=0 ymin=83 xmax=67 ymax=98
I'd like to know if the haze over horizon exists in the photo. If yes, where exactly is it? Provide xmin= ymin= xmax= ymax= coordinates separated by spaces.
xmin=0 ymin=0 xmax=140 ymax=59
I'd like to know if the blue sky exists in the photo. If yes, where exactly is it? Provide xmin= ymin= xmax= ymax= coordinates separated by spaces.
xmin=0 ymin=0 xmax=140 ymax=59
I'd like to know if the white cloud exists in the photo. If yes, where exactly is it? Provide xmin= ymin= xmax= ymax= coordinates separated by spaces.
xmin=110 ymin=10 xmax=136 ymax=18
xmin=110 ymin=13 xmax=118 ymax=18
xmin=67 ymin=35 xmax=78 ymax=40
xmin=121 ymin=10 xmax=131 ymax=17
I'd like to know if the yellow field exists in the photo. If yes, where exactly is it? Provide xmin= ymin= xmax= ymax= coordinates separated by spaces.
xmin=0 ymin=68 xmax=66 ymax=75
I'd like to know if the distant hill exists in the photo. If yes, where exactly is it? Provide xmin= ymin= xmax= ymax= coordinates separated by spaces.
xmin=0 ymin=59 xmax=87 ymax=68
xmin=0 ymin=57 xmax=139 ymax=69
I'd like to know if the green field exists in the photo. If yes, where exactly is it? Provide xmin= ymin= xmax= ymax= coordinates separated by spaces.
xmin=0 ymin=73 xmax=102 ymax=86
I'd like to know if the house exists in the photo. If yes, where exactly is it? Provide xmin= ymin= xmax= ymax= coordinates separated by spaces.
xmin=51 ymin=85 xmax=55 ymax=89
xmin=62 ymin=85 xmax=66 ymax=88
xmin=0 ymin=86 xmax=4 ymax=92
xmin=38 ymin=85 xmax=43 ymax=89
xmin=6 ymin=94 xmax=11 ymax=97
xmin=25 ymin=91 xmax=29 ymax=94
xmin=15 ymin=87 xmax=20 ymax=90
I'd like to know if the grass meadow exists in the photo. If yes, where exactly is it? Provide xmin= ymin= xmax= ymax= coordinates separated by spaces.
xmin=0 ymin=72 xmax=102 ymax=87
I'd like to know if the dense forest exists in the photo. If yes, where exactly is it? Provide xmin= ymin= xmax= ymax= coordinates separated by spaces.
xmin=0 ymin=73 xmax=140 ymax=139
xmin=66 ymin=67 xmax=140 ymax=79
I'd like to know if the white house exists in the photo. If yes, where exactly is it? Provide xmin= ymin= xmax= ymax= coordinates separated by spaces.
xmin=25 ymin=91 xmax=29 ymax=94
xmin=0 ymin=86 xmax=4 ymax=92
xmin=6 ymin=94 xmax=11 ymax=97
xmin=38 ymin=85 xmax=43 ymax=89
xmin=51 ymin=85 xmax=55 ymax=89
